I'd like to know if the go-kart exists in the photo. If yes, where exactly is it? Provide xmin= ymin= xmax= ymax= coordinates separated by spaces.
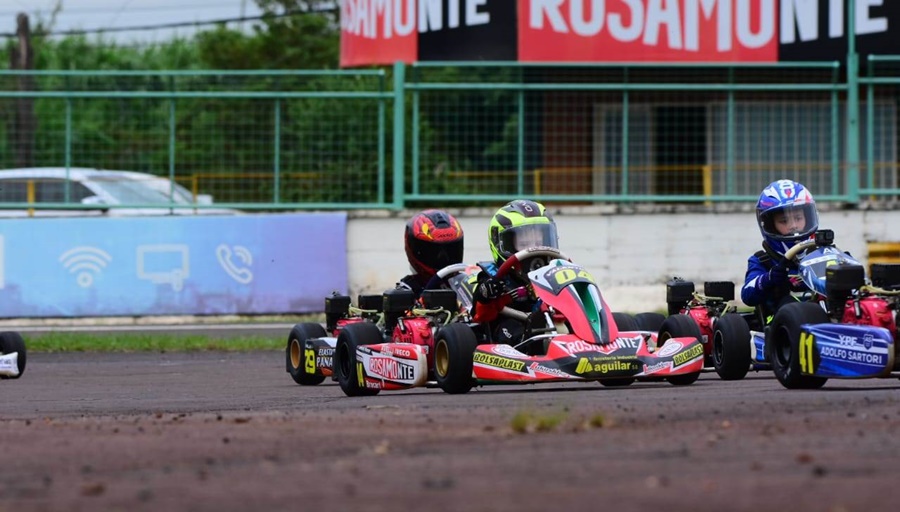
xmin=286 ymin=263 xmax=471 ymax=393
xmin=762 ymin=230 xmax=900 ymax=389
xmin=665 ymin=278 xmax=758 ymax=380
xmin=423 ymin=247 xmax=705 ymax=394
xmin=0 ymin=331 xmax=27 ymax=379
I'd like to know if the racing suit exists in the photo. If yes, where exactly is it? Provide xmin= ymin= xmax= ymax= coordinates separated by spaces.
xmin=741 ymin=243 xmax=808 ymax=322
xmin=469 ymin=261 xmax=537 ymax=346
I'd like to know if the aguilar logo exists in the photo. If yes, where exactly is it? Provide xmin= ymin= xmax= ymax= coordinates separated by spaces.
xmin=574 ymin=357 xmax=637 ymax=375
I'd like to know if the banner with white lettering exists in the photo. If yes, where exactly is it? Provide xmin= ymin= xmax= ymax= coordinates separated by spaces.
xmin=340 ymin=1 xmax=898 ymax=67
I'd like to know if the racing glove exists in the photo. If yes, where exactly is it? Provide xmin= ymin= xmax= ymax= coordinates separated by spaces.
xmin=757 ymin=263 xmax=789 ymax=291
xmin=475 ymin=276 xmax=506 ymax=303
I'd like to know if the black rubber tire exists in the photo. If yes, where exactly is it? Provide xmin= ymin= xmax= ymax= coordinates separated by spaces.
xmin=712 ymin=313 xmax=752 ymax=381
xmin=286 ymin=323 xmax=327 ymax=386
xmin=612 ymin=312 xmax=639 ymax=332
xmin=768 ymin=302 xmax=829 ymax=389
xmin=658 ymin=315 xmax=703 ymax=386
xmin=0 ymin=331 xmax=26 ymax=379
xmin=335 ymin=322 xmax=383 ymax=396
xmin=634 ymin=312 xmax=666 ymax=332
xmin=434 ymin=323 xmax=479 ymax=394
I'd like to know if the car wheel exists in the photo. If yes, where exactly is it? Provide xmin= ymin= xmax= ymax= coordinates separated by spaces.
xmin=286 ymin=323 xmax=327 ymax=386
xmin=0 ymin=331 xmax=26 ymax=379
xmin=768 ymin=302 xmax=829 ymax=389
xmin=335 ymin=322 xmax=383 ymax=397
xmin=434 ymin=323 xmax=479 ymax=394
xmin=712 ymin=313 xmax=752 ymax=381
xmin=658 ymin=315 xmax=702 ymax=386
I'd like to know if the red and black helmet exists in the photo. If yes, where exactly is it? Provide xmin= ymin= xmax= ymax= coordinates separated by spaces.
xmin=404 ymin=209 xmax=464 ymax=277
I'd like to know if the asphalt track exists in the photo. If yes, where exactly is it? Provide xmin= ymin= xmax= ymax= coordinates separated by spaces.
xmin=3 ymin=339 xmax=900 ymax=511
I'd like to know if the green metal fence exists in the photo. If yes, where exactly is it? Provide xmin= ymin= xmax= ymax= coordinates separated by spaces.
xmin=0 ymin=62 xmax=897 ymax=211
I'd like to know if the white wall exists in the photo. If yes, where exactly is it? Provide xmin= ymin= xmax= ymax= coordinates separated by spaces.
xmin=347 ymin=207 xmax=898 ymax=313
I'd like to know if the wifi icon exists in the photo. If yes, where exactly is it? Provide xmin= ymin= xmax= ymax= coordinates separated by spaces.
xmin=59 ymin=246 xmax=112 ymax=288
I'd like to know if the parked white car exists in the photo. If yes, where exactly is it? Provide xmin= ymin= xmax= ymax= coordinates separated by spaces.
xmin=0 ymin=167 xmax=236 ymax=217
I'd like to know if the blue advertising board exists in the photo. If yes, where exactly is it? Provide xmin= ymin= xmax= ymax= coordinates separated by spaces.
xmin=0 ymin=212 xmax=347 ymax=317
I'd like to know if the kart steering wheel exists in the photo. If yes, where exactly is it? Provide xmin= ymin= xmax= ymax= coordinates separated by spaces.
xmin=422 ymin=263 xmax=471 ymax=291
xmin=782 ymin=239 xmax=818 ymax=262
xmin=493 ymin=246 xmax=570 ymax=281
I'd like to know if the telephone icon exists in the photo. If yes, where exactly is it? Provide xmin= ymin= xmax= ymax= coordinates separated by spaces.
xmin=216 ymin=244 xmax=253 ymax=284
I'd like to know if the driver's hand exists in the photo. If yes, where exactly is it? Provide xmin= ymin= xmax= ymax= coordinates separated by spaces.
xmin=475 ymin=276 xmax=506 ymax=303
xmin=758 ymin=264 xmax=789 ymax=291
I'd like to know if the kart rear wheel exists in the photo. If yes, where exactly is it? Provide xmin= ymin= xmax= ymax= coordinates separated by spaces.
xmin=0 ymin=331 xmax=26 ymax=379
xmin=286 ymin=323 xmax=327 ymax=386
xmin=434 ymin=323 xmax=479 ymax=394
xmin=634 ymin=312 xmax=666 ymax=332
xmin=612 ymin=312 xmax=639 ymax=332
xmin=712 ymin=313 xmax=751 ymax=381
xmin=768 ymin=302 xmax=829 ymax=389
xmin=335 ymin=322 xmax=382 ymax=396
xmin=658 ymin=315 xmax=702 ymax=386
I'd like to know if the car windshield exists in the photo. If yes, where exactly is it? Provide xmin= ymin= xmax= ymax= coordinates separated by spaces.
xmin=91 ymin=177 xmax=180 ymax=204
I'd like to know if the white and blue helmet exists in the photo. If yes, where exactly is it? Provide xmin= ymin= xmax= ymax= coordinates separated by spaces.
xmin=756 ymin=179 xmax=819 ymax=256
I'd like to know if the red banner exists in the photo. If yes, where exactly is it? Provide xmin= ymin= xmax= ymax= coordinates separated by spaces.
xmin=340 ymin=0 xmax=418 ymax=67
xmin=517 ymin=0 xmax=778 ymax=62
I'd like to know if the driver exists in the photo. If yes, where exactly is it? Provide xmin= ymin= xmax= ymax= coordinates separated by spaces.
xmin=741 ymin=179 xmax=819 ymax=319
xmin=397 ymin=209 xmax=465 ymax=298
xmin=470 ymin=199 xmax=559 ymax=345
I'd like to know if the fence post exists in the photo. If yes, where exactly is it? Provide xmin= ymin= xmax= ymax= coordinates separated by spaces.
xmin=392 ymin=61 xmax=406 ymax=211
xmin=845 ymin=0 xmax=860 ymax=204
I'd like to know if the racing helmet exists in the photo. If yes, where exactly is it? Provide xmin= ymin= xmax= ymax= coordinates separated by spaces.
xmin=404 ymin=209 xmax=464 ymax=277
xmin=488 ymin=199 xmax=558 ymax=264
xmin=756 ymin=179 xmax=819 ymax=256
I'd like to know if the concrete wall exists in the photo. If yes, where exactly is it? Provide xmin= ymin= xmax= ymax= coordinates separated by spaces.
xmin=347 ymin=207 xmax=898 ymax=313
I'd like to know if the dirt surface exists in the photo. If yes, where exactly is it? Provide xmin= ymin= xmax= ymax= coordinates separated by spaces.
xmin=3 ymin=351 xmax=900 ymax=512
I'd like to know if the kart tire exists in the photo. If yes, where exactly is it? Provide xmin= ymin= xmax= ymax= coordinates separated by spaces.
xmin=599 ymin=378 xmax=635 ymax=387
xmin=0 ymin=331 xmax=26 ymax=379
xmin=286 ymin=323 xmax=327 ymax=386
xmin=658 ymin=315 xmax=702 ymax=386
xmin=335 ymin=322 xmax=382 ymax=397
xmin=768 ymin=302 xmax=829 ymax=389
xmin=634 ymin=312 xmax=666 ymax=332
xmin=712 ymin=313 xmax=751 ymax=381
xmin=612 ymin=312 xmax=639 ymax=332
xmin=434 ymin=323 xmax=479 ymax=394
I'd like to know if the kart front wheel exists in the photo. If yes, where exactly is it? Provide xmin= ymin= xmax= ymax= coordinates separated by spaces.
xmin=434 ymin=323 xmax=479 ymax=394
xmin=286 ymin=323 xmax=327 ymax=386
xmin=768 ymin=302 xmax=829 ymax=389
xmin=335 ymin=322 xmax=382 ymax=397
xmin=612 ymin=312 xmax=639 ymax=332
xmin=712 ymin=313 xmax=751 ymax=381
xmin=658 ymin=315 xmax=702 ymax=386
xmin=0 ymin=331 xmax=26 ymax=379
xmin=634 ymin=312 xmax=666 ymax=333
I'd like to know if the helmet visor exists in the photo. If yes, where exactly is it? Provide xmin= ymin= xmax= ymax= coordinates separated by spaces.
xmin=758 ymin=203 xmax=818 ymax=241
xmin=497 ymin=223 xmax=558 ymax=259
xmin=408 ymin=237 xmax=464 ymax=273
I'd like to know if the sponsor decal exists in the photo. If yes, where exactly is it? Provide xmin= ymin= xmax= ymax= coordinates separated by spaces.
xmin=368 ymin=357 xmax=416 ymax=381
xmin=643 ymin=361 xmax=671 ymax=374
xmin=318 ymin=347 xmax=334 ymax=357
xmin=491 ymin=344 xmax=528 ymax=358
xmin=316 ymin=356 xmax=333 ymax=369
xmin=565 ymin=340 xmax=598 ymax=354
xmin=864 ymin=333 xmax=874 ymax=350
xmin=672 ymin=343 xmax=704 ymax=366
xmin=574 ymin=357 xmax=638 ymax=375
xmin=656 ymin=341 xmax=684 ymax=358
xmin=473 ymin=352 xmax=527 ymax=372
xmin=529 ymin=362 xmax=571 ymax=379
xmin=520 ymin=0 xmax=778 ymax=62
xmin=384 ymin=346 xmax=414 ymax=358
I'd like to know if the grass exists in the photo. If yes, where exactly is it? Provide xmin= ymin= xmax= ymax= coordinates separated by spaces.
xmin=22 ymin=333 xmax=283 ymax=352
